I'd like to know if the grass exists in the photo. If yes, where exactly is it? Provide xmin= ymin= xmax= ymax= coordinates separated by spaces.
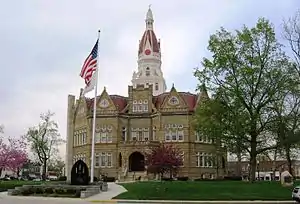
xmin=114 ymin=180 xmax=300 ymax=201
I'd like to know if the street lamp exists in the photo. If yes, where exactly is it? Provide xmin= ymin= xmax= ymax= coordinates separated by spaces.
xmin=257 ymin=161 xmax=260 ymax=181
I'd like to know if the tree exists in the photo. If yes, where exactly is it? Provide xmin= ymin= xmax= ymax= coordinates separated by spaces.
xmin=283 ymin=10 xmax=300 ymax=77
xmin=145 ymin=144 xmax=183 ymax=179
xmin=268 ymin=88 xmax=300 ymax=176
xmin=48 ymin=157 xmax=65 ymax=176
xmin=0 ymin=133 xmax=28 ymax=176
xmin=25 ymin=111 xmax=63 ymax=180
xmin=194 ymin=18 xmax=296 ymax=182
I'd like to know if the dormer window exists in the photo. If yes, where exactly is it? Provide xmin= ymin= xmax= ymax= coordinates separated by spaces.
xmin=146 ymin=67 xmax=150 ymax=76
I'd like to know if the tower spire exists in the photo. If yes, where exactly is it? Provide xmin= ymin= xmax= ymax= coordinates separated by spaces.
xmin=145 ymin=5 xmax=154 ymax=30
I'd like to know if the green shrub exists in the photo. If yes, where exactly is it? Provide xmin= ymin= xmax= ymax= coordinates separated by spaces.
xmin=66 ymin=188 xmax=76 ymax=194
xmin=21 ymin=188 xmax=34 ymax=196
xmin=44 ymin=187 xmax=54 ymax=194
xmin=35 ymin=187 xmax=44 ymax=194
xmin=54 ymin=187 xmax=65 ymax=194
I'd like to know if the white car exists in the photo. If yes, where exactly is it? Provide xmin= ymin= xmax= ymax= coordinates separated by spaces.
xmin=292 ymin=186 xmax=300 ymax=202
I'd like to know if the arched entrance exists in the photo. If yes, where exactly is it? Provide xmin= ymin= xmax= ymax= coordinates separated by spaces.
xmin=129 ymin=151 xmax=145 ymax=172
xmin=71 ymin=160 xmax=89 ymax=185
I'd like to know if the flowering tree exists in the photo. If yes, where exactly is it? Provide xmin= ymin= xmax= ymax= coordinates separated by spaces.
xmin=25 ymin=111 xmax=64 ymax=180
xmin=0 ymin=132 xmax=28 ymax=176
xmin=145 ymin=144 xmax=183 ymax=179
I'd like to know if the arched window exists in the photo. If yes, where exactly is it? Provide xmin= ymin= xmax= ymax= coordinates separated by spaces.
xmin=155 ymin=83 xmax=159 ymax=91
xmin=146 ymin=67 xmax=150 ymax=76
xmin=153 ymin=126 xmax=157 ymax=141
xmin=122 ymin=127 xmax=127 ymax=141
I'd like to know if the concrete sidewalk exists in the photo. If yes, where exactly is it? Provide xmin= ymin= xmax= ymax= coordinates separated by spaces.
xmin=87 ymin=182 xmax=127 ymax=202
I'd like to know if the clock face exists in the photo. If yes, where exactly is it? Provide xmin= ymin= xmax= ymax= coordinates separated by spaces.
xmin=144 ymin=49 xmax=151 ymax=55
xmin=99 ymin=99 xmax=109 ymax=108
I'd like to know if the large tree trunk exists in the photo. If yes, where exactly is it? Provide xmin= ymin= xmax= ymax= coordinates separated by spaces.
xmin=236 ymin=149 xmax=242 ymax=177
xmin=272 ymin=149 xmax=278 ymax=180
xmin=0 ymin=168 xmax=2 ymax=177
xmin=42 ymin=159 xmax=47 ymax=180
xmin=285 ymin=146 xmax=293 ymax=176
xmin=249 ymin=135 xmax=257 ymax=183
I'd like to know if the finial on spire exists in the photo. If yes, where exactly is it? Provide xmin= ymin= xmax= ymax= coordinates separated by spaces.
xmin=149 ymin=4 xmax=152 ymax=9
xmin=172 ymin=83 xmax=175 ymax=88
xmin=104 ymin=86 xmax=106 ymax=91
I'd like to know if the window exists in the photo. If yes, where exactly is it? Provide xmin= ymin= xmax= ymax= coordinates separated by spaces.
xmin=100 ymin=153 xmax=106 ymax=167
xmin=153 ymin=126 xmax=156 ymax=141
xmin=122 ymin=127 xmax=127 ymax=141
xmin=196 ymin=152 xmax=214 ymax=168
xmin=143 ymin=128 xmax=149 ymax=141
xmin=96 ymin=152 xmax=113 ymax=168
xmin=107 ymin=153 xmax=112 ymax=167
xmin=95 ymin=132 xmax=101 ymax=143
xmin=164 ymin=124 xmax=184 ymax=142
xmin=101 ymin=132 xmax=107 ymax=143
xmin=132 ymin=100 xmax=148 ymax=113
xmin=165 ymin=131 xmax=171 ymax=141
xmin=131 ymin=129 xmax=137 ymax=141
xmin=138 ymin=129 xmax=143 ymax=141
xmin=131 ymin=128 xmax=150 ymax=141
xmin=177 ymin=130 xmax=184 ymax=141
xmin=95 ymin=154 xmax=100 ymax=167
xmin=83 ymin=132 xmax=87 ymax=144
xmin=195 ymin=131 xmax=213 ymax=143
xmin=146 ymin=67 xmax=150 ymax=76
xmin=155 ymin=83 xmax=159 ymax=91
xmin=74 ymin=129 xmax=87 ymax=146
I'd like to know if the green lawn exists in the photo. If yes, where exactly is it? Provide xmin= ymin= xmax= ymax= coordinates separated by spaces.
xmin=114 ymin=181 xmax=299 ymax=201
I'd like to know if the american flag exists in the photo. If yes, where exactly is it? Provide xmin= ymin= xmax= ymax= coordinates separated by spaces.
xmin=80 ymin=40 xmax=98 ymax=85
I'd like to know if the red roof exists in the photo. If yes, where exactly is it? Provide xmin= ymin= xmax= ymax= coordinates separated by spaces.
xmin=138 ymin=30 xmax=160 ymax=55
xmin=86 ymin=92 xmax=198 ymax=113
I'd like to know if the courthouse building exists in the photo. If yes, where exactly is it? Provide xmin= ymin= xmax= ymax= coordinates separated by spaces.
xmin=65 ymin=7 xmax=227 ymax=181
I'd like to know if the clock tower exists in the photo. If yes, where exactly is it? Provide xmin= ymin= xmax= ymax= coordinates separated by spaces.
xmin=131 ymin=6 xmax=167 ymax=96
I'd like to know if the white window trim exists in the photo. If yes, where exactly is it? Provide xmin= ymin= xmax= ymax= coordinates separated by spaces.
xmin=196 ymin=152 xmax=214 ymax=168
xmin=195 ymin=131 xmax=213 ymax=144
xmin=97 ymin=152 xmax=113 ymax=168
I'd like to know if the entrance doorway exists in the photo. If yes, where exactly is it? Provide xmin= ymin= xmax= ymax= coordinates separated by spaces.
xmin=129 ymin=151 xmax=145 ymax=172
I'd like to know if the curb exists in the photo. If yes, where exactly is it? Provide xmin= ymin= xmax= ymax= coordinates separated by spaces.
xmin=88 ymin=200 xmax=297 ymax=204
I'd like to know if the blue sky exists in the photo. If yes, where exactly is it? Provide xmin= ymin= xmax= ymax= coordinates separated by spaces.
xmin=0 ymin=0 xmax=299 ymax=158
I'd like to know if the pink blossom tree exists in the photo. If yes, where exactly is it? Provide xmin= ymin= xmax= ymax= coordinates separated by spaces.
xmin=0 ymin=130 xmax=28 ymax=177
xmin=145 ymin=144 xmax=183 ymax=179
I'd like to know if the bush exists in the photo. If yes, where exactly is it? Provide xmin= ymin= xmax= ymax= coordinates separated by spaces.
xmin=58 ymin=176 xmax=67 ymax=181
xmin=177 ymin=177 xmax=188 ymax=181
xmin=35 ymin=187 xmax=44 ymax=194
xmin=44 ymin=187 xmax=54 ymax=194
xmin=162 ymin=178 xmax=173 ymax=181
xmin=103 ymin=177 xmax=115 ymax=182
xmin=223 ymin=176 xmax=242 ymax=181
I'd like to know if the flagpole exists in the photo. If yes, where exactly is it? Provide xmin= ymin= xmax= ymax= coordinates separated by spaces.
xmin=90 ymin=30 xmax=100 ymax=183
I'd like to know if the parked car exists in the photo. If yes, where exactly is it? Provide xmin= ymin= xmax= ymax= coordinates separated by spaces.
xmin=292 ymin=186 xmax=300 ymax=202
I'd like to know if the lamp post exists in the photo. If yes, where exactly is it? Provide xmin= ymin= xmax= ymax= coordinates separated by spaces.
xmin=257 ymin=161 xmax=260 ymax=181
